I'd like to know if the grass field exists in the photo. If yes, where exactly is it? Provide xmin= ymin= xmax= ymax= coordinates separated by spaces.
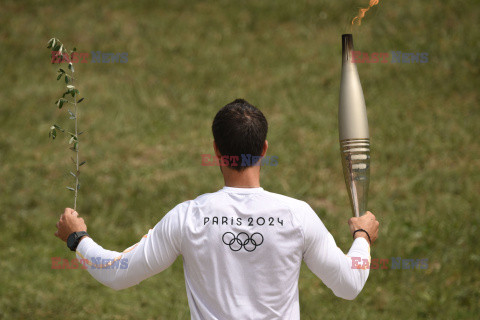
xmin=0 ymin=0 xmax=479 ymax=319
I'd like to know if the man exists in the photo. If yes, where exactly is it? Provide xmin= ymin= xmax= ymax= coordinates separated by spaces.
xmin=55 ymin=99 xmax=379 ymax=319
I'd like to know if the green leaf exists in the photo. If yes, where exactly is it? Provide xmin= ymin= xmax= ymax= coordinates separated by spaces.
xmin=73 ymin=47 xmax=77 ymax=52
xmin=65 ymin=76 xmax=69 ymax=84
xmin=59 ymin=68 xmax=65 ymax=73
xmin=57 ymin=74 xmax=62 ymax=81
xmin=77 ymin=98 xmax=84 ymax=103
xmin=55 ymin=99 xmax=65 ymax=109
xmin=79 ymin=161 xmax=86 ymax=166
xmin=66 ymin=187 xmax=75 ymax=192
xmin=49 ymin=128 xmax=57 ymax=139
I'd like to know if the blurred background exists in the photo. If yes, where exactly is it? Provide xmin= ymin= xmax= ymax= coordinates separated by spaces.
xmin=0 ymin=0 xmax=478 ymax=319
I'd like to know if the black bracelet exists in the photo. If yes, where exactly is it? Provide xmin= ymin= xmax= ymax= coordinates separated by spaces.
xmin=353 ymin=229 xmax=371 ymax=245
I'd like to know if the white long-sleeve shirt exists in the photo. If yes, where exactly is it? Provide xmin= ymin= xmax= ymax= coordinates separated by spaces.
xmin=76 ymin=186 xmax=370 ymax=319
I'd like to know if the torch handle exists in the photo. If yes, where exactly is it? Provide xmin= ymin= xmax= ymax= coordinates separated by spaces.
xmin=340 ymin=138 xmax=370 ymax=217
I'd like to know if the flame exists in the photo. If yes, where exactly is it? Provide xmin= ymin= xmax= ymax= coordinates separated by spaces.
xmin=352 ymin=0 xmax=380 ymax=26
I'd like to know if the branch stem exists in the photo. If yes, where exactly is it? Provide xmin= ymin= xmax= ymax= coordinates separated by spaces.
xmin=72 ymin=66 xmax=79 ymax=211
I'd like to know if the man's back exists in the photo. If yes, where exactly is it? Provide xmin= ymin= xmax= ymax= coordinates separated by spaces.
xmin=181 ymin=186 xmax=305 ymax=319
xmin=146 ymin=186 xmax=370 ymax=319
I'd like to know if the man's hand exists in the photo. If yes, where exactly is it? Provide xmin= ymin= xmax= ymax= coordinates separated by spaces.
xmin=348 ymin=211 xmax=379 ymax=245
xmin=55 ymin=208 xmax=87 ymax=242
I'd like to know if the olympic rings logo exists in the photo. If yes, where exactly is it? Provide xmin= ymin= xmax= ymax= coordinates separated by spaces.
xmin=222 ymin=232 xmax=264 ymax=252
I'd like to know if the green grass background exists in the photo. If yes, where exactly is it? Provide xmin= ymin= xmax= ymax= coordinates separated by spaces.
xmin=0 ymin=0 xmax=478 ymax=319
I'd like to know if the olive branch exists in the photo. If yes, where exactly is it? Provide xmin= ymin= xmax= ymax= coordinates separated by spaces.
xmin=47 ymin=38 xmax=86 ymax=211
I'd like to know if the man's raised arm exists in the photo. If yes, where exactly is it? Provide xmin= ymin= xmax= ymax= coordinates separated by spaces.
xmin=301 ymin=204 xmax=379 ymax=300
xmin=55 ymin=204 xmax=186 ymax=290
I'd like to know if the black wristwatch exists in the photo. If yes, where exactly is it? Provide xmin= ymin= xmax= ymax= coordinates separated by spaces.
xmin=67 ymin=231 xmax=89 ymax=251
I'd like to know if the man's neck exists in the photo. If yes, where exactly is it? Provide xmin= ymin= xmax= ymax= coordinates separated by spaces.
xmin=222 ymin=166 xmax=261 ymax=188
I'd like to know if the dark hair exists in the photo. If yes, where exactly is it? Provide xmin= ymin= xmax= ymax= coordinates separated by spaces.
xmin=212 ymin=99 xmax=268 ymax=171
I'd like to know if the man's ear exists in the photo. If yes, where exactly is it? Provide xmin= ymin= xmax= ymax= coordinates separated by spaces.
xmin=260 ymin=140 xmax=268 ymax=157
xmin=213 ymin=141 xmax=222 ymax=158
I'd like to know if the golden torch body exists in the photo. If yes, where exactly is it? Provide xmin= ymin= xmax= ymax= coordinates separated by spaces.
xmin=338 ymin=34 xmax=370 ymax=217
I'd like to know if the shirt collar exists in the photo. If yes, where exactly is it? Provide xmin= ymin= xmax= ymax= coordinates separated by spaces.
xmin=221 ymin=186 xmax=264 ymax=194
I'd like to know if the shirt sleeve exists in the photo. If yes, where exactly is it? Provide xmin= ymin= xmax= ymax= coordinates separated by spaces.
xmin=75 ymin=202 xmax=186 ymax=291
xmin=301 ymin=202 xmax=371 ymax=300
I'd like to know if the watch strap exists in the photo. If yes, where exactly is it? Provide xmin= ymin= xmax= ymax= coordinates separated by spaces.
xmin=67 ymin=231 xmax=89 ymax=251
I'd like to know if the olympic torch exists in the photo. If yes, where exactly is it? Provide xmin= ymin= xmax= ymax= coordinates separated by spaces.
xmin=338 ymin=34 xmax=370 ymax=217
